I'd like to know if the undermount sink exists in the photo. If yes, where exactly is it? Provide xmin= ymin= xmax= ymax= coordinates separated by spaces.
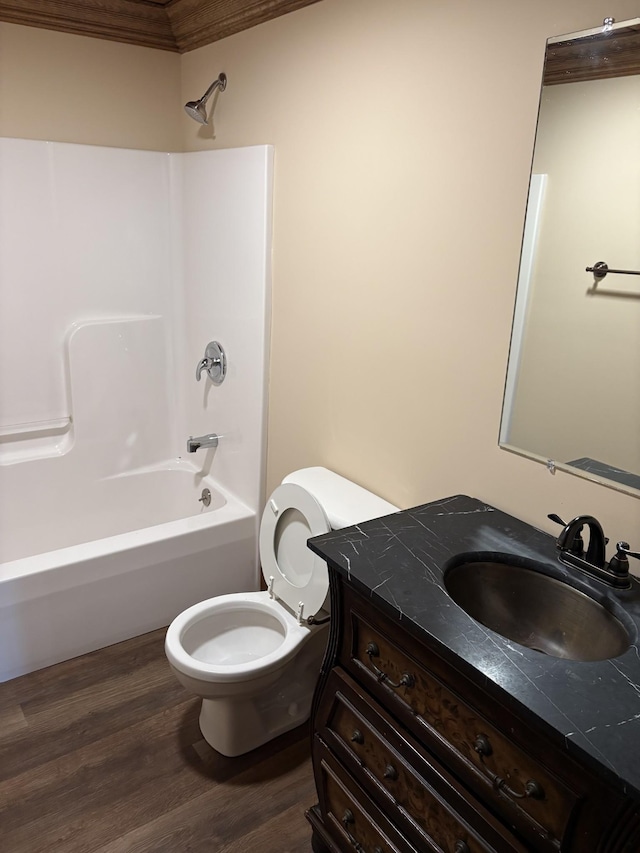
xmin=444 ymin=556 xmax=633 ymax=662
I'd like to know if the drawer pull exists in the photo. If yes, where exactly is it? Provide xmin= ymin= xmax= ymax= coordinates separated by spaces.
xmin=341 ymin=810 xmax=384 ymax=853
xmin=454 ymin=842 xmax=470 ymax=853
xmin=383 ymin=763 xmax=398 ymax=781
xmin=342 ymin=810 xmax=361 ymax=852
xmin=365 ymin=642 xmax=415 ymax=689
xmin=351 ymin=729 xmax=364 ymax=744
xmin=341 ymin=810 xmax=366 ymax=852
xmin=474 ymin=734 xmax=545 ymax=802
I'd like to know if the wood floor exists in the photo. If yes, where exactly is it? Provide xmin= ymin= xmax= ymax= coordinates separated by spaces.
xmin=0 ymin=629 xmax=317 ymax=852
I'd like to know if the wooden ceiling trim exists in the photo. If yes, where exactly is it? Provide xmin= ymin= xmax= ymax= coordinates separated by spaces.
xmin=0 ymin=0 xmax=178 ymax=51
xmin=544 ymin=24 xmax=640 ymax=85
xmin=0 ymin=0 xmax=322 ymax=53
xmin=167 ymin=0 xmax=320 ymax=53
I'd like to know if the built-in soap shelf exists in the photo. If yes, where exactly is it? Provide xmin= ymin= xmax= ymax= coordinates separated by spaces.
xmin=0 ymin=418 xmax=73 ymax=465
xmin=0 ymin=418 xmax=71 ymax=439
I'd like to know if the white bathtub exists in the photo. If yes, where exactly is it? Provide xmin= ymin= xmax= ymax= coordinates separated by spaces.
xmin=0 ymin=142 xmax=272 ymax=684
xmin=0 ymin=461 xmax=258 ymax=682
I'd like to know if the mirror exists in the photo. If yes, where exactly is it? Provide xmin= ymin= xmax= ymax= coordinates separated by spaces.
xmin=500 ymin=17 xmax=640 ymax=496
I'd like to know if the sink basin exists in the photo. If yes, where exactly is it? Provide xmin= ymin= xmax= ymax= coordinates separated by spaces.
xmin=444 ymin=557 xmax=632 ymax=661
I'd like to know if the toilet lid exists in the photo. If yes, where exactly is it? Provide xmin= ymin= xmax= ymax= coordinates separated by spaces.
xmin=260 ymin=482 xmax=331 ymax=619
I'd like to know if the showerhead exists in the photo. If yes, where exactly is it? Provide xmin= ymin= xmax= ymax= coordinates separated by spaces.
xmin=184 ymin=73 xmax=227 ymax=125
xmin=184 ymin=101 xmax=208 ymax=124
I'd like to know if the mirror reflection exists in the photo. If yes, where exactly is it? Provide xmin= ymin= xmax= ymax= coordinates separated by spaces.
xmin=500 ymin=18 xmax=640 ymax=495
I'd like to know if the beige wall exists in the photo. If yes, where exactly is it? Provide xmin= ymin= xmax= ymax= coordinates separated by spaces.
xmin=2 ymin=1 xmax=640 ymax=547
xmin=0 ymin=24 xmax=181 ymax=151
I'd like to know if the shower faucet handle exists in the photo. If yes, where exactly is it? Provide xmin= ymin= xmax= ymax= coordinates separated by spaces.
xmin=196 ymin=341 xmax=227 ymax=384
xmin=196 ymin=357 xmax=215 ymax=381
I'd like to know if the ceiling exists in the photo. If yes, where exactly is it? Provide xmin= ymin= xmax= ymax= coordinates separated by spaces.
xmin=0 ymin=0 xmax=322 ymax=53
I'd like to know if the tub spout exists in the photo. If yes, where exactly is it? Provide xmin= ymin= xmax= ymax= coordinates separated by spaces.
xmin=187 ymin=433 xmax=219 ymax=453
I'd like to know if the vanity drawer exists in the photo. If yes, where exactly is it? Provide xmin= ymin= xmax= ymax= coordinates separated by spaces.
xmin=318 ymin=669 xmax=528 ymax=853
xmin=316 ymin=745 xmax=417 ymax=853
xmin=341 ymin=601 xmax=581 ymax=849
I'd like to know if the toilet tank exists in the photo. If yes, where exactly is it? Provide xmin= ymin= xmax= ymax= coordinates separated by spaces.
xmin=282 ymin=467 xmax=398 ymax=530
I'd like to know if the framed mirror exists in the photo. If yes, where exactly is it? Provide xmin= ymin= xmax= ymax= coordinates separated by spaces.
xmin=500 ymin=17 xmax=640 ymax=497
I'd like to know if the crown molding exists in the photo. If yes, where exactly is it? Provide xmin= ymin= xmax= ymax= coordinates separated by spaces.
xmin=0 ymin=0 xmax=321 ymax=53
xmin=544 ymin=21 xmax=640 ymax=85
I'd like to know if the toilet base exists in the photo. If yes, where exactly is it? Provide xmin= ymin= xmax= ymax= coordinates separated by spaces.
xmin=199 ymin=689 xmax=310 ymax=757
xmin=198 ymin=623 xmax=328 ymax=756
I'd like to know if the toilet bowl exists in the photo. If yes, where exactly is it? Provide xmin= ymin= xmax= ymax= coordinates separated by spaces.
xmin=165 ymin=467 xmax=397 ymax=756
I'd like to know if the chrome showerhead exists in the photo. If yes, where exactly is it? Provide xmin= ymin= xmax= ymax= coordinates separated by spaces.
xmin=184 ymin=101 xmax=208 ymax=124
xmin=184 ymin=73 xmax=227 ymax=125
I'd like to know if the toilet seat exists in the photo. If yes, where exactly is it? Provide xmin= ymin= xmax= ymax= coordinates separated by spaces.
xmin=259 ymin=482 xmax=331 ymax=620
xmin=165 ymin=592 xmax=312 ymax=683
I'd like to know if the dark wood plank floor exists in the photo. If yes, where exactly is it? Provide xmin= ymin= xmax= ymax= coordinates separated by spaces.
xmin=0 ymin=628 xmax=317 ymax=852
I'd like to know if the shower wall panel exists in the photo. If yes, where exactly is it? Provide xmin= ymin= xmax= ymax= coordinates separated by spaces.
xmin=0 ymin=139 xmax=272 ymax=517
xmin=0 ymin=138 xmax=176 ymax=463
xmin=176 ymin=147 xmax=273 ymax=513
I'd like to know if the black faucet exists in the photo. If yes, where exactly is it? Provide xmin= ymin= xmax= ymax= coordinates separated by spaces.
xmin=557 ymin=515 xmax=606 ymax=567
xmin=549 ymin=514 xmax=634 ymax=589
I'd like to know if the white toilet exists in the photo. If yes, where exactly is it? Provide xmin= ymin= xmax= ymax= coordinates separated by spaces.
xmin=165 ymin=466 xmax=397 ymax=756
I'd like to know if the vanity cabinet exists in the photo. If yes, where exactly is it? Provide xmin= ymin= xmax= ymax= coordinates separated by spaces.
xmin=306 ymin=572 xmax=640 ymax=853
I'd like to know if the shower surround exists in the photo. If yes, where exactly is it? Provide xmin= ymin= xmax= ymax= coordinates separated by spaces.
xmin=0 ymin=139 xmax=273 ymax=682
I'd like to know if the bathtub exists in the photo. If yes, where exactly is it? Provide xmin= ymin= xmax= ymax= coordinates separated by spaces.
xmin=0 ymin=142 xmax=272 ymax=684
xmin=0 ymin=460 xmax=258 ymax=682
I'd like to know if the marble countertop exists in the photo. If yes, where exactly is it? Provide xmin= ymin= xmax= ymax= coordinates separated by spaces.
xmin=308 ymin=494 xmax=640 ymax=800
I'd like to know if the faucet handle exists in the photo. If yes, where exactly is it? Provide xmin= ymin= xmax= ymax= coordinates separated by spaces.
xmin=195 ymin=341 xmax=227 ymax=384
xmin=196 ymin=357 xmax=212 ymax=381
xmin=616 ymin=542 xmax=640 ymax=560
xmin=608 ymin=542 xmax=640 ymax=581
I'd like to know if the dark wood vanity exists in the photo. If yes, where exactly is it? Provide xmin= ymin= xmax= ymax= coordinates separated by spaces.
xmin=304 ymin=496 xmax=640 ymax=853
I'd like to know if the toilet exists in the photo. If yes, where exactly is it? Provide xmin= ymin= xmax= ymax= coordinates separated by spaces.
xmin=165 ymin=466 xmax=397 ymax=756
